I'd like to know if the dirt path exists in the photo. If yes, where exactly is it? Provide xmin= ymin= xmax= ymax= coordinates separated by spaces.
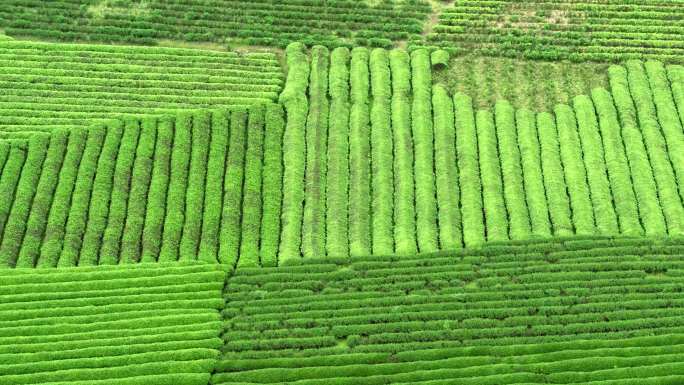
xmin=423 ymin=0 xmax=454 ymax=36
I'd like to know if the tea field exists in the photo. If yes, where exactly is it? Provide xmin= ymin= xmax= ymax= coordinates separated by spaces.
xmin=0 ymin=0 xmax=683 ymax=384
xmin=0 ymin=40 xmax=283 ymax=131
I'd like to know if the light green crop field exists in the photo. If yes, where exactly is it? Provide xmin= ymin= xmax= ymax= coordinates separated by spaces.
xmin=0 ymin=1 xmax=684 ymax=384
xmin=0 ymin=40 xmax=283 ymax=132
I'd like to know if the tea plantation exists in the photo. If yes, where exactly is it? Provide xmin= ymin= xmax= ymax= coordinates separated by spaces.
xmin=0 ymin=0 xmax=683 ymax=383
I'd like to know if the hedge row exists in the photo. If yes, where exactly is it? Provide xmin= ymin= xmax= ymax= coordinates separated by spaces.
xmin=369 ymin=48 xmax=394 ymax=256
xmin=390 ymin=50 xmax=417 ymax=256
xmin=302 ymin=46 xmax=329 ymax=259
xmin=348 ymin=47 xmax=372 ymax=257
xmin=454 ymin=92 xmax=485 ymax=247
xmin=278 ymin=43 xmax=310 ymax=262
xmin=325 ymin=47 xmax=351 ymax=258
xmin=432 ymin=85 xmax=461 ymax=249
xmin=410 ymin=49 xmax=438 ymax=253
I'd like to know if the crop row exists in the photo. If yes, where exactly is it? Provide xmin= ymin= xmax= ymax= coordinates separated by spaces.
xmin=227 ymin=245 xmax=684 ymax=297
xmin=0 ymin=262 xmax=224 ymax=385
xmin=0 ymin=1 xmax=430 ymax=49
xmin=0 ymin=41 xmax=283 ymax=131
xmin=214 ymin=237 xmax=684 ymax=383
xmin=0 ymin=105 xmax=284 ymax=268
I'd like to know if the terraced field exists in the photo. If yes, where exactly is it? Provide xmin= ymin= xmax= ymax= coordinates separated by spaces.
xmin=1 ymin=1 xmax=684 ymax=384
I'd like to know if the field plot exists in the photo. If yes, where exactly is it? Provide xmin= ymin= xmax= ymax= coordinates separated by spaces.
xmin=217 ymin=237 xmax=684 ymax=384
xmin=0 ymin=40 xmax=283 ymax=132
xmin=0 ymin=106 xmax=285 ymax=268
xmin=0 ymin=0 xmax=430 ymax=48
xmin=276 ymin=43 xmax=684 ymax=262
xmin=424 ymin=0 xmax=684 ymax=62
xmin=0 ymin=262 xmax=225 ymax=385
